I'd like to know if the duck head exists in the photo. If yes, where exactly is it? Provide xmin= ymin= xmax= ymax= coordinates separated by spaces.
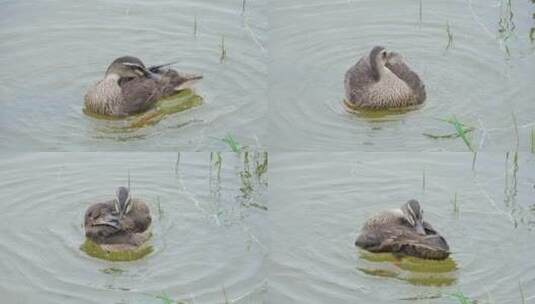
xmin=369 ymin=46 xmax=404 ymax=81
xmin=400 ymin=199 xmax=426 ymax=235
xmin=369 ymin=46 xmax=388 ymax=81
xmin=114 ymin=186 xmax=133 ymax=219
xmin=105 ymin=56 xmax=160 ymax=81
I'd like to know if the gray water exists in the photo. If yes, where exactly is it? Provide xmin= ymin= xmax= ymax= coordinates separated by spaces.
xmin=0 ymin=0 xmax=267 ymax=151
xmin=268 ymin=0 xmax=535 ymax=151
xmin=1 ymin=0 xmax=535 ymax=303
xmin=270 ymin=153 xmax=535 ymax=303
xmin=1 ymin=0 xmax=534 ymax=151
xmin=0 ymin=153 xmax=268 ymax=304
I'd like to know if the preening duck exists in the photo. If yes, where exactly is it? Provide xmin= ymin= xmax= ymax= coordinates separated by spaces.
xmin=355 ymin=200 xmax=449 ymax=260
xmin=84 ymin=56 xmax=202 ymax=117
xmin=344 ymin=46 xmax=426 ymax=110
xmin=84 ymin=186 xmax=151 ymax=249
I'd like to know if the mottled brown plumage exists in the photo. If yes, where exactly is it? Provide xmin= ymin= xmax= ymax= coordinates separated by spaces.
xmin=355 ymin=200 xmax=450 ymax=260
xmin=84 ymin=187 xmax=151 ymax=249
xmin=344 ymin=46 xmax=426 ymax=110
xmin=84 ymin=56 xmax=202 ymax=117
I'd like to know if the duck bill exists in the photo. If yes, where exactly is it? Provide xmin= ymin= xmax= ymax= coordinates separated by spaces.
xmin=93 ymin=214 xmax=121 ymax=229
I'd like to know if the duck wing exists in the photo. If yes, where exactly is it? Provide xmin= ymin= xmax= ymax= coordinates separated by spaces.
xmin=157 ymin=69 xmax=203 ymax=95
xmin=119 ymin=78 xmax=161 ymax=115
xmin=357 ymin=225 xmax=449 ymax=259
xmin=119 ymin=199 xmax=152 ymax=233
xmin=344 ymin=58 xmax=376 ymax=105
xmin=385 ymin=60 xmax=426 ymax=103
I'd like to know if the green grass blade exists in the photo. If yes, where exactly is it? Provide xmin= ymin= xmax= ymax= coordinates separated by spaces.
xmin=222 ymin=133 xmax=241 ymax=153
xmin=451 ymin=116 xmax=473 ymax=152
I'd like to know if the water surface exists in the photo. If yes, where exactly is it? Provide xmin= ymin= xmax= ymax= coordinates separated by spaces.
xmin=268 ymin=0 xmax=535 ymax=151
xmin=0 ymin=152 xmax=267 ymax=303
xmin=270 ymin=152 xmax=535 ymax=303
xmin=0 ymin=0 xmax=267 ymax=151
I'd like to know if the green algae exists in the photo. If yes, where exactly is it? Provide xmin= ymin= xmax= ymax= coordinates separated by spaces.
xmin=358 ymin=250 xmax=457 ymax=286
xmin=129 ymin=89 xmax=202 ymax=128
xmin=80 ymin=238 xmax=153 ymax=262
xmin=83 ymin=89 xmax=202 ymax=128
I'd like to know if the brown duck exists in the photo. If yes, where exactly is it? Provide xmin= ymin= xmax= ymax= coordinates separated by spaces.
xmin=84 ymin=56 xmax=202 ymax=117
xmin=344 ymin=46 xmax=426 ymax=110
xmin=355 ymin=200 xmax=450 ymax=260
xmin=84 ymin=186 xmax=151 ymax=250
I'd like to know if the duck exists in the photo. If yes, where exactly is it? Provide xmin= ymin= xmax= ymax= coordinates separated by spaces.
xmin=84 ymin=56 xmax=202 ymax=117
xmin=84 ymin=186 xmax=151 ymax=250
xmin=344 ymin=46 xmax=426 ymax=110
xmin=355 ymin=200 xmax=449 ymax=260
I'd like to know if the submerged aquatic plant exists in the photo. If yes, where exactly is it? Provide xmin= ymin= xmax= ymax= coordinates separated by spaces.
xmin=220 ymin=35 xmax=227 ymax=63
xmin=156 ymin=196 xmax=163 ymax=220
xmin=100 ymin=267 xmax=126 ymax=275
xmin=238 ymin=152 xmax=268 ymax=211
xmin=193 ymin=15 xmax=198 ymax=38
xmin=449 ymin=291 xmax=474 ymax=304
xmin=451 ymin=192 xmax=459 ymax=214
xmin=445 ymin=21 xmax=454 ymax=50
xmin=418 ymin=0 xmax=423 ymax=26
xmin=498 ymin=0 xmax=516 ymax=55
xmin=422 ymin=169 xmax=426 ymax=192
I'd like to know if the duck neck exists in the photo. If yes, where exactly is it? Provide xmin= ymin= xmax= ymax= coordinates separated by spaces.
xmin=370 ymin=58 xmax=384 ymax=81
xmin=104 ymin=73 xmax=120 ymax=83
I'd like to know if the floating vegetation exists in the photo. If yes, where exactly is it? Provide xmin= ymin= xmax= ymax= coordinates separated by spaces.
xmin=222 ymin=133 xmax=243 ymax=153
xmin=424 ymin=116 xmax=474 ymax=151
xmin=520 ymin=281 xmax=526 ymax=304
xmin=80 ymin=238 xmax=153 ymax=261
xmin=128 ymin=89 xmax=202 ymax=128
xmin=222 ymin=286 xmax=230 ymax=304
xmin=445 ymin=21 xmax=454 ymax=50
xmin=357 ymin=251 xmax=457 ymax=286
xmin=220 ymin=35 xmax=227 ymax=63
xmin=449 ymin=291 xmax=475 ymax=304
